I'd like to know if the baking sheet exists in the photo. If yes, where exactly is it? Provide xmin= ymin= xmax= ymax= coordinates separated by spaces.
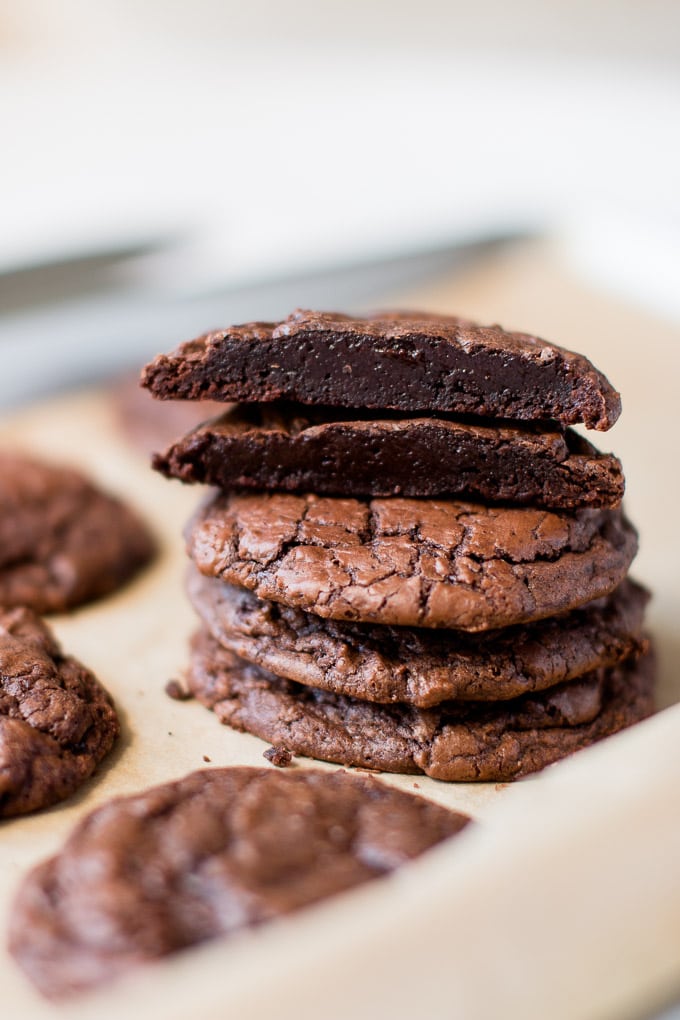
xmin=1 ymin=240 xmax=678 ymax=1020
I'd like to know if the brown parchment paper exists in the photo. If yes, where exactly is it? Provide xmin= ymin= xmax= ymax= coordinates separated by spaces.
xmin=1 ymin=239 xmax=678 ymax=1020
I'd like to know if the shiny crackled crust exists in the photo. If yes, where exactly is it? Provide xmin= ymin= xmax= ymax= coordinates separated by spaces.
xmin=188 ymin=568 xmax=648 ymax=706
xmin=142 ymin=309 xmax=621 ymax=430
xmin=188 ymin=632 xmax=655 ymax=782
xmin=186 ymin=492 xmax=638 ymax=631
xmin=0 ymin=608 xmax=119 ymax=817
xmin=9 ymin=767 xmax=469 ymax=998
xmin=154 ymin=403 xmax=624 ymax=509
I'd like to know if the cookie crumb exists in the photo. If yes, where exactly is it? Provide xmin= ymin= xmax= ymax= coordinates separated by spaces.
xmin=413 ymin=782 xmax=420 ymax=789
xmin=165 ymin=679 xmax=192 ymax=701
xmin=202 ymin=755 xmax=211 ymax=763
xmin=263 ymin=745 xmax=293 ymax=768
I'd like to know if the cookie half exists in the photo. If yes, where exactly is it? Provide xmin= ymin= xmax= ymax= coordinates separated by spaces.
xmin=188 ymin=631 xmax=655 ymax=783
xmin=155 ymin=404 xmax=624 ymax=509
xmin=188 ymin=567 xmax=648 ymax=706
xmin=0 ymin=607 xmax=119 ymax=817
xmin=0 ymin=452 xmax=155 ymax=612
xmin=142 ymin=309 xmax=620 ymax=430
xmin=186 ymin=492 xmax=638 ymax=631
xmin=9 ymin=767 xmax=470 ymax=998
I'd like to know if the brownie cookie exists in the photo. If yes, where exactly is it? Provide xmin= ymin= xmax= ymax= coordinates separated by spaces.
xmin=0 ymin=607 xmax=119 ymax=817
xmin=186 ymin=492 xmax=638 ymax=631
xmin=0 ymin=452 xmax=155 ymax=613
xmin=111 ymin=373 xmax=227 ymax=457
xmin=9 ymin=767 xmax=470 ymax=998
xmin=188 ymin=567 xmax=648 ymax=706
xmin=155 ymin=403 xmax=624 ymax=509
xmin=142 ymin=309 xmax=621 ymax=430
xmin=188 ymin=631 xmax=655 ymax=782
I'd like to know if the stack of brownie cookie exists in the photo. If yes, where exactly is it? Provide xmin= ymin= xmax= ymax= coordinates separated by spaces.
xmin=143 ymin=310 xmax=654 ymax=781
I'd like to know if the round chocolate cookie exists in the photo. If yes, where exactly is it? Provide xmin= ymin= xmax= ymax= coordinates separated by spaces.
xmin=186 ymin=492 xmax=638 ymax=631
xmin=9 ymin=767 xmax=470 ymax=998
xmin=188 ymin=631 xmax=655 ymax=782
xmin=0 ymin=452 xmax=156 ymax=613
xmin=0 ymin=607 xmax=119 ymax=817
xmin=187 ymin=567 xmax=648 ymax=706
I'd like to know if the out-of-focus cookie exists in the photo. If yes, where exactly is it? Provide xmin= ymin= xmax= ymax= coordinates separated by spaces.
xmin=9 ymin=767 xmax=470 ymax=997
xmin=0 ymin=451 xmax=155 ymax=612
xmin=0 ymin=607 xmax=119 ymax=817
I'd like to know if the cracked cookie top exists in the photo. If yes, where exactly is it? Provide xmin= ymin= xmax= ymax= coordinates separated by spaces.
xmin=0 ymin=607 xmax=119 ymax=817
xmin=186 ymin=492 xmax=638 ymax=631
xmin=187 ymin=567 xmax=648 ymax=705
xmin=189 ymin=631 xmax=655 ymax=783
xmin=0 ymin=451 xmax=156 ymax=612
xmin=142 ymin=309 xmax=621 ymax=430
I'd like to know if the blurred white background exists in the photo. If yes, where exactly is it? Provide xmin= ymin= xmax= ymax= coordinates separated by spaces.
xmin=0 ymin=0 xmax=679 ymax=399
